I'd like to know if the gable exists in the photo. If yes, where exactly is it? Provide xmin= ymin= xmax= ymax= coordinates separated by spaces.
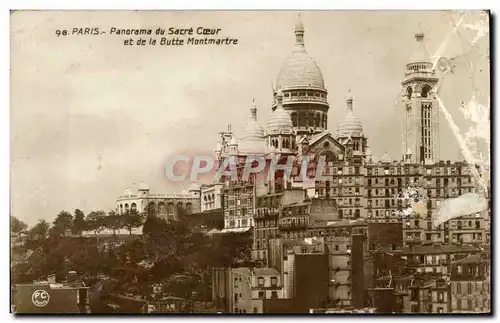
xmin=308 ymin=132 xmax=345 ymax=157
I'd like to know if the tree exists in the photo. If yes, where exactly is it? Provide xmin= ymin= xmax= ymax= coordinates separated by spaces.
xmin=52 ymin=211 xmax=74 ymax=236
xmin=72 ymin=209 xmax=86 ymax=236
xmin=122 ymin=210 xmax=143 ymax=235
xmin=86 ymin=211 xmax=106 ymax=239
xmin=10 ymin=216 xmax=28 ymax=233
xmin=29 ymin=219 xmax=50 ymax=240
xmin=106 ymin=211 xmax=123 ymax=235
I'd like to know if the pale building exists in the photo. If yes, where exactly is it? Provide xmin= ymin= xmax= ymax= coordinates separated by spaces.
xmin=201 ymin=183 xmax=224 ymax=212
xmin=116 ymin=182 xmax=201 ymax=220
xmin=401 ymin=33 xmax=440 ymax=165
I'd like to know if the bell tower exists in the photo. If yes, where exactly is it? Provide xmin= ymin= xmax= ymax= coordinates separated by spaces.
xmin=401 ymin=33 xmax=440 ymax=164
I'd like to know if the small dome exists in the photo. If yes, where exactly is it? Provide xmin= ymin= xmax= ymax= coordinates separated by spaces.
xmin=189 ymin=182 xmax=200 ymax=191
xmin=276 ymin=52 xmax=324 ymax=89
xmin=337 ymin=92 xmax=363 ymax=137
xmin=337 ymin=114 xmax=363 ymax=137
xmin=124 ymin=188 xmax=133 ymax=195
xmin=267 ymin=93 xmax=293 ymax=133
xmin=241 ymin=101 xmax=265 ymax=141
xmin=241 ymin=120 xmax=265 ymax=140
xmin=380 ymin=152 xmax=391 ymax=163
xmin=139 ymin=182 xmax=149 ymax=191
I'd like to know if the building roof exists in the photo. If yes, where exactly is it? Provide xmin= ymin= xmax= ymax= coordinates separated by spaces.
xmin=310 ymin=218 xmax=367 ymax=228
xmin=232 ymin=267 xmax=251 ymax=275
xmin=282 ymin=238 xmax=313 ymax=248
xmin=283 ymin=201 xmax=311 ymax=207
xmin=452 ymin=253 xmax=489 ymax=265
xmin=253 ymin=268 xmax=280 ymax=276
xmin=401 ymin=244 xmax=479 ymax=255
xmin=220 ymin=227 xmax=252 ymax=234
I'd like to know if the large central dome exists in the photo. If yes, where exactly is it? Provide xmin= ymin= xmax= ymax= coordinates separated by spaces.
xmin=276 ymin=52 xmax=325 ymax=89
xmin=275 ymin=15 xmax=325 ymax=90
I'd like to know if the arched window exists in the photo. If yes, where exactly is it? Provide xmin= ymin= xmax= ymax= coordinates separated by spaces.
xmin=421 ymin=85 xmax=431 ymax=98
xmin=158 ymin=202 xmax=165 ymax=215
xmin=315 ymin=114 xmax=321 ymax=127
xmin=131 ymin=203 xmax=137 ymax=212
xmin=321 ymin=114 xmax=326 ymax=128
xmin=125 ymin=203 xmax=129 ymax=212
xmin=406 ymin=86 xmax=413 ymax=99
xmin=176 ymin=202 xmax=183 ymax=215
xmin=146 ymin=202 xmax=156 ymax=215
xmin=186 ymin=202 xmax=193 ymax=214
xmin=291 ymin=113 xmax=297 ymax=127
xmin=299 ymin=113 xmax=306 ymax=127
xmin=167 ymin=202 xmax=175 ymax=215
xmin=308 ymin=113 xmax=314 ymax=127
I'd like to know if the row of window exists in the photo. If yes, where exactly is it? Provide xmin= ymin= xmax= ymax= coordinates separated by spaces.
xmin=290 ymin=112 xmax=328 ymax=128
xmin=226 ymin=218 xmax=253 ymax=228
xmin=367 ymin=165 xmax=470 ymax=176
xmin=282 ymin=90 xmax=326 ymax=98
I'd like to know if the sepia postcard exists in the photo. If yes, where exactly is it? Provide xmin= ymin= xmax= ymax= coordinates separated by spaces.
xmin=10 ymin=10 xmax=491 ymax=315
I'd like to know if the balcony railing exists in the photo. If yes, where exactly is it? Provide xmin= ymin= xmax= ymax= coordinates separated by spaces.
xmin=255 ymin=209 xmax=279 ymax=219
xmin=282 ymin=96 xmax=328 ymax=104
xmin=279 ymin=222 xmax=308 ymax=230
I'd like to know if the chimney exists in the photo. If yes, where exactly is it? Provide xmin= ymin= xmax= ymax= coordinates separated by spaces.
xmin=47 ymin=274 xmax=56 ymax=284
xmin=67 ymin=271 xmax=77 ymax=283
xmin=351 ymin=234 xmax=365 ymax=309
